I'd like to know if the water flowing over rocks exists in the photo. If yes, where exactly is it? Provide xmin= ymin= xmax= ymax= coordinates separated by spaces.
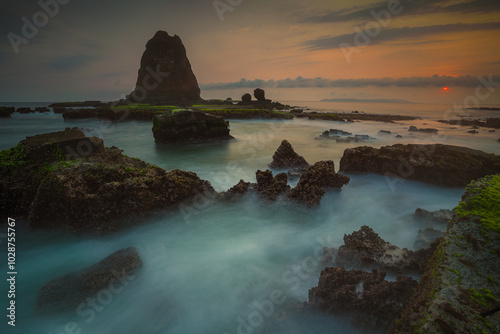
xmin=152 ymin=109 xmax=233 ymax=143
xmin=36 ymin=247 xmax=142 ymax=315
xmin=339 ymin=144 xmax=500 ymax=187
xmin=128 ymin=31 xmax=201 ymax=104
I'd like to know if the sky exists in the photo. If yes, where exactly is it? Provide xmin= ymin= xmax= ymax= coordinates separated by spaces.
xmin=1 ymin=0 xmax=500 ymax=104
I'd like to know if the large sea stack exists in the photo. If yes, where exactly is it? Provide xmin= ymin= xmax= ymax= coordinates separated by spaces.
xmin=129 ymin=31 xmax=202 ymax=104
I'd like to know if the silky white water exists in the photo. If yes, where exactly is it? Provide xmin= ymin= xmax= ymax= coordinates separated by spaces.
xmin=0 ymin=101 xmax=498 ymax=333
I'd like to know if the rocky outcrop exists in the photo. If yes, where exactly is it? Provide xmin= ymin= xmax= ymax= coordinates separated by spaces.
xmin=394 ymin=175 xmax=500 ymax=333
xmin=152 ymin=109 xmax=233 ymax=143
xmin=269 ymin=140 xmax=309 ymax=171
xmin=0 ymin=107 xmax=15 ymax=117
xmin=438 ymin=117 xmax=500 ymax=129
xmin=408 ymin=125 xmax=438 ymax=133
xmin=1 ymin=129 xmax=215 ymax=231
xmin=288 ymin=161 xmax=350 ymax=207
xmin=254 ymin=88 xmax=268 ymax=102
xmin=241 ymin=93 xmax=252 ymax=103
xmin=333 ymin=225 xmax=437 ymax=275
xmin=414 ymin=208 xmax=453 ymax=225
xmin=339 ymin=144 xmax=500 ymax=187
xmin=129 ymin=31 xmax=201 ymax=104
xmin=256 ymin=170 xmax=290 ymax=201
xmin=36 ymin=247 xmax=142 ymax=315
xmin=307 ymin=268 xmax=418 ymax=332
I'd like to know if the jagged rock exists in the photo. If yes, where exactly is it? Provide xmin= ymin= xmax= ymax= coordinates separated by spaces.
xmin=307 ymin=267 xmax=418 ymax=331
xmin=241 ymin=93 xmax=252 ymax=103
xmin=335 ymin=225 xmax=436 ymax=274
xmin=414 ymin=228 xmax=445 ymax=249
xmin=339 ymin=144 xmax=500 ymax=187
xmin=288 ymin=161 xmax=350 ymax=207
xmin=17 ymin=107 xmax=33 ymax=113
xmin=269 ymin=140 xmax=309 ymax=171
xmin=152 ymin=109 xmax=233 ymax=143
xmin=256 ymin=170 xmax=290 ymax=201
xmin=254 ymin=88 xmax=266 ymax=101
xmin=129 ymin=31 xmax=201 ymax=104
xmin=414 ymin=208 xmax=453 ymax=225
xmin=219 ymin=180 xmax=254 ymax=201
xmin=35 ymin=247 xmax=142 ymax=315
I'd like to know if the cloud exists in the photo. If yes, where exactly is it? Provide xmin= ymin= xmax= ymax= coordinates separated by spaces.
xmin=46 ymin=54 xmax=99 ymax=71
xmin=200 ymin=74 xmax=500 ymax=89
xmin=303 ymin=22 xmax=500 ymax=50
xmin=300 ymin=0 xmax=500 ymax=23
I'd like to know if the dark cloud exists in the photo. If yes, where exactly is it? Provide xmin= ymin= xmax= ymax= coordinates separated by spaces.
xmin=201 ymin=74 xmax=500 ymax=89
xmin=303 ymin=22 xmax=500 ymax=50
xmin=301 ymin=0 xmax=500 ymax=23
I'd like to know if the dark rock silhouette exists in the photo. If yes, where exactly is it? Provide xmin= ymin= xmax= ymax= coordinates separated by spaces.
xmin=0 ymin=107 xmax=14 ymax=118
xmin=408 ymin=126 xmax=438 ymax=133
xmin=288 ymin=161 xmax=350 ymax=207
xmin=254 ymin=88 xmax=266 ymax=101
xmin=339 ymin=144 xmax=500 ymax=187
xmin=152 ymin=109 xmax=233 ymax=143
xmin=307 ymin=268 xmax=417 ymax=331
xmin=36 ymin=247 xmax=142 ymax=315
xmin=241 ymin=93 xmax=252 ymax=103
xmin=129 ymin=31 xmax=201 ymax=104
xmin=269 ymin=140 xmax=309 ymax=171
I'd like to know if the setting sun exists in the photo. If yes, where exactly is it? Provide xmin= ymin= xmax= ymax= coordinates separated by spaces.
xmin=442 ymin=86 xmax=449 ymax=92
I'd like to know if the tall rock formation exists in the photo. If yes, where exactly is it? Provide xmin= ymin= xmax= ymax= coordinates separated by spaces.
xmin=129 ymin=31 xmax=201 ymax=104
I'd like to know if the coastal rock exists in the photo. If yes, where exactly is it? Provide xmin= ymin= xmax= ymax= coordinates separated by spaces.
xmin=241 ymin=93 xmax=252 ymax=103
xmin=467 ymin=130 xmax=479 ymax=134
xmin=414 ymin=228 xmax=445 ymax=250
xmin=335 ymin=225 xmax=436 ymax=274
xmin=408 ymin=126 xmax=438 ymax=133
xmin=219 ymin=180 xmax=254 ymax=201
xmin=269 ymin=140 xmax=309 ymax=171
xmin=414 ymin=208 xmax=453 ymax=226
xmin=339 ymin=144 xmax=500 ymax=187
xmin=152 ymin=109 xmax=233 ymax=143
xmin=0 ymin=107 xmax=14 ymax=117
xmin=256 ymin=170 xmax=290 ymax=201
xmin=17 ymin=107 xmax=33 ymax=114
xmin=129 ymin=31 xmax=201 ymax=104
xmin=394 ymin=175 xmax=500 ymax=333
xmin=379 ymin=130 xmax=392 ymax=134
xmin=254 ymin=88 xmax=266 ymax=101
xmin=307 ymin=268 xmax=418 ymax=331
xmin=288 ymin=161 xmax=350 ymax=207
xmin=35 ymin=107 xmax=50 ymax=112
xmin=36 ymin=247 xmax=142 ymax=315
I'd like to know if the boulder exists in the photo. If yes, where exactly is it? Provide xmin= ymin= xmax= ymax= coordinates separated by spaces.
xmin=269 ymin=140 xmax=309 ymax=171
xmin=0 ymin=107 xmax=15 ymax=117
xmin=334 ymin=225 xmax=437 ymax=274
xmin=241 ymin=93 xmax=252 ymax=103
xmin=256 ymin=170 xmax=290 ymax=201
xmin=307 ymin=267 xmax=417 ymax=331
xmin=36 ymin=247 xmax=142 ymax=315
xmin=152 ymin=109 xmax=233 ymax=143
xmin=128 ymin=31 xmax=201 ymax=104
xmin=339 ymin=144 xmax=500 ymax=187
xmin=254 ymin=88 xmax=266 ymax=101
xmin=288 ymin=161 xmax=350 ymax=207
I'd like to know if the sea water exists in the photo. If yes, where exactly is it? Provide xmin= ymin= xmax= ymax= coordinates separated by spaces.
xmin=0 ymin=102 xmax=498 ymax=333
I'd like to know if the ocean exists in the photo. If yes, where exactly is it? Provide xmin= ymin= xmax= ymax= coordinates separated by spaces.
xmin=0 ymin=101 xmax=498 ymax=333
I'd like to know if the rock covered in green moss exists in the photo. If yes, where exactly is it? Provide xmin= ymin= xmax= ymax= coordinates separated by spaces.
xmin=152 ymin=109 xmax=233 ymax=143
xmin=394 ymin=175 xmax=500 ymax=333
xmin=1 ymin=129 xmax=215 ymax=231
xmin=36 ymin=247 xmax=142 ymax=315
xmin=340 ymin=144 xmax=500 ymax=187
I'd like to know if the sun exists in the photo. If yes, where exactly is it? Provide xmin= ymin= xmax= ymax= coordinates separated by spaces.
xmin=442 ymin=87 xmax=449 ymax=92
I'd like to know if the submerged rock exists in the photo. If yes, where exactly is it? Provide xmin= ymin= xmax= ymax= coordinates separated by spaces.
xmin=269 ymin=140 xmax=309 ymax=172
xmin=339 ymin=144 xmax=500 ymax=187
xmin=36 ymin=247 xmax=142 ymax=315
xmin=1 ymin=129 xmax=215 ymax=231
xmin=307 ymin=267 xmax=417 ymax=331
xmin=288 ymin=161 xmax=350 ymax=207
xmin=152 ymin=109 xmax=233 ymax=143
xmin=129 ymin=31 xmax=201 ymax=104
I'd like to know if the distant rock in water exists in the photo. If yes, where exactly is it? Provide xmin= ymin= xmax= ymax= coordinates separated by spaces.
xmin=254 ymin=88 xmax=267 ymax=101
xmin=408 ymin=126 xmax=438 ymax=133
xmin=129 ymin=31 xmax=201 ymax=104
xmin=269 ymin=140 xmax=309 ymax=171
xmin=339 ymin=144 xmax=500 ymax=187
xmin=241 ymin=93 xmax=252 ymax=103
xmin=152 ymin=109 xmax=233 ymax=143
xmin=36 ymin=247 xmax=142 ymax=315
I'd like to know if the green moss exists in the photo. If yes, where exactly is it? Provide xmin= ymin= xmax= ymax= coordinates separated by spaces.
xmin=469 ymin=288 xmax=498 ymax=307
xmin=455 ymin=174 xmax=500 ymax=233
